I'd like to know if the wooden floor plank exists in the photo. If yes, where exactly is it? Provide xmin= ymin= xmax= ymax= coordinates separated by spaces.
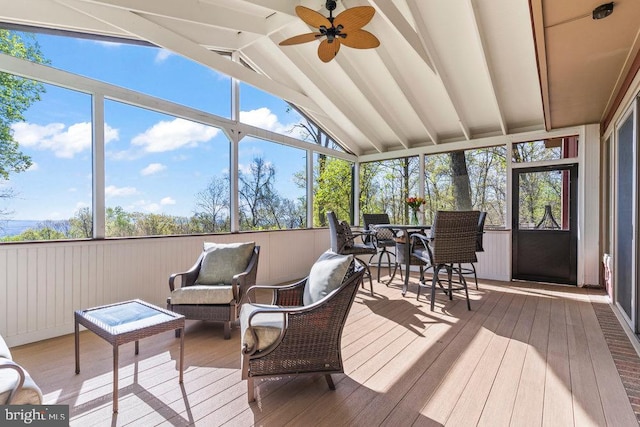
xmin=565 ymin=299 xmax=607 ymax=426
xmin=445 ymin=292 xmax=527 ymax=426
xmin=477 ymin=294 xmax=538 ymax=426
xmin=510 ymin=293 xmax=551 ymax=426
xmin=541 ymin=297 xmax=573 ymax=427
xmin=6 ymin=277 xmax=638 ymax=427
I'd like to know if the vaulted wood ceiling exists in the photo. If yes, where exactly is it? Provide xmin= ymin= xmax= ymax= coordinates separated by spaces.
xmin=1 ymin=0 xmax=639 ymax=156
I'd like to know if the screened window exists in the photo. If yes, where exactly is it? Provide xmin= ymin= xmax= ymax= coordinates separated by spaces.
xmin=104 ymin=100 xmax=228 ymax=237
xmin=1 ymin=82 xmax=93 ymax=241
xmin=238 ymin=137 xmax=306 ymax=230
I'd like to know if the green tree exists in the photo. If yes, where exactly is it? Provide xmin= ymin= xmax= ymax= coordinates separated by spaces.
xmin=70 ymin=207 xmax=93 ymax=238
xmin=0 ymin=30 xmax=48 ymax=179
xmin=193 ymin=176 xmax=229 ymax=233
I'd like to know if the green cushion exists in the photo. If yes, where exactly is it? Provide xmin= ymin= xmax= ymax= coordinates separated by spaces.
xmin=195 ymin=241 xmax=255 ymax=286
xmin=303 ymin=250 xmax=353 ymax=306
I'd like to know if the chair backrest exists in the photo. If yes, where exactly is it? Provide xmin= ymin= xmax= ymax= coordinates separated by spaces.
xmin=326 ymin=211 xmax=344 ymax=253
xmin=477 ymin=211 xmax=487 ymax=252
xmin=362 ymin=213 xmax=390 ymax=229
xmin=362 ymin=213 xmax=393 ymax=243
xmin=431 ymin=210 xmax=481 ymax=265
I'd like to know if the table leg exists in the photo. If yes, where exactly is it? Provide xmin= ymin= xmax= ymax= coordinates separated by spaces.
xmin=179 ymin=326 xmax=184 ymax=383
xmin=402 ymin=240 xmax=411 ymax=296
xmin=113 ymin=344 xmax=119 ymax=413
xmin=74 ymin=317 xmax=80 ymax=374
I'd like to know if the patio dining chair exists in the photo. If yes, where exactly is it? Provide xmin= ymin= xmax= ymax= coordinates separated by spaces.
xmin=362 ymin=213 xmax=399 ymax=283
xmin=240 ymin=251 xmax=365 ymax=402
xmin=458 ymin=211 xmax=487 ymax=289
xmin=410 ymin=210 xmax=480 ymax=311
xmin=326 ymin=211 xmax=377 ymax=295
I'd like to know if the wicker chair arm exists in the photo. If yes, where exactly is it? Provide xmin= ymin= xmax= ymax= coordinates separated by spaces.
xmin=168 ymin=254 xmax=202 ymax=291
xmin=244 ymin=278 xmax=306 ymax=306
xmin=0 ymin=359 xmax=26 ymax=405
xmin=233 ymin=246 xmax=260 ymax=303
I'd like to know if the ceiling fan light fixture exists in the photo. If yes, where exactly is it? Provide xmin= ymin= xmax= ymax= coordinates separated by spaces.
xmin=592 ymin=2 xmax=614 ymax=20
xmin=279 ymin=1 xmax=379 ymax=62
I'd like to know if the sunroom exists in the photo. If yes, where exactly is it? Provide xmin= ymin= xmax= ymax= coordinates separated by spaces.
xmin=1 ymin=0 xmax=640 ymax=425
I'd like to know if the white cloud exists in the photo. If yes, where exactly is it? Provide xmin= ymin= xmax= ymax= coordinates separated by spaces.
xmin=131 ymin=118 xmax=219 ymax=153
xmin=240 ymin=108 xmax=285 ymax=133
xmin=155 ymin=49 xmax=173 ymax=63
xmin=68 ymin=187 xmax=77 ymax=192
xmin=27 ymin=162 xmax=39 ymax=171
xmin=105 ymin=185 xmax=137 ymax=198
xmin=11 ymin=122 xmax=119 ymax=158
xmin=239 ymin=107 xmax=306 ymax=139
xmin=140 ymin=163 xmax=166 ymax=176
xmin=160 ymin=196 xmax=176 ymax=205
xmin=75 ymin=201 xmax=89 ymax=210
xmin=147 ymin=204 xmax=161 ymax=213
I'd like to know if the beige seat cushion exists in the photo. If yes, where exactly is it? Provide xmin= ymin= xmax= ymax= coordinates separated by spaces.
xmin=0 ymin=335 xmax=11 ymax=360
xmin=170 ymin=285 xmax=234 ymax=305
xmin=240 ymin=303 xmax=285 ymax=352
xmin=196 ymin=242 xmax=255 ymax=285
xmin=303 ymin=251 xmax=353 ymax=306
xmin=0 ymin=361 xmax=43 ymax=405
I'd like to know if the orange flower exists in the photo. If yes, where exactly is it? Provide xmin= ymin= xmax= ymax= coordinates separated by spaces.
xmin=406 ymin=196 xmax=426 ymax=210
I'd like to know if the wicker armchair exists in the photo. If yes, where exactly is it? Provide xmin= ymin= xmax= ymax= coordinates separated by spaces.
xmin=240 ymin=252 xmax=365 ymax=402
xmin=167 ymin=242 xmax=260 ymax=339
xmin=410 ymin=211 xmax=480 ymax=311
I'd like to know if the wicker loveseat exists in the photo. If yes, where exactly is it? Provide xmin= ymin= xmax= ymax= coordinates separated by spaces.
xmin=240 ymin=251 xmax=365 ymax=402
xmin=0 ymin=334 xmax=42 ymax=405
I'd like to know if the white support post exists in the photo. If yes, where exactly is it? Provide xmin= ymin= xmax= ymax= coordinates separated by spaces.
xmin=307 ymin=149 xmax=314 ymax=228
xmin=230 ymin=130 xmax=240 ymax=233
xmin=353 ymin=161 xmax=360 ymax=226
xmin=92 ymin=93 xmax=105 ymax=239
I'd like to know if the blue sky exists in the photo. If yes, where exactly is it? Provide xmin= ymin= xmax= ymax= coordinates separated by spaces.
xmin=3 ymin=32 xmax=310 ymax=221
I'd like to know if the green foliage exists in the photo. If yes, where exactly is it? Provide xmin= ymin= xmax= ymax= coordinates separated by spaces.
xmin=0 ymin=30 xmax=49 ymax=180
xmin=314 ymin=157 xmax=353 ymax=225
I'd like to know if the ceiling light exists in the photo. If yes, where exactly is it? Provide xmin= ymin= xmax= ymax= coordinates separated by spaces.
xmin=592 ymin=2 xmax=614 ymax=20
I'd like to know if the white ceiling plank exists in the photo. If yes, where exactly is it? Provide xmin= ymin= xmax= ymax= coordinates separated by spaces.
xmin=239 ymin=43 xmax=365 ymax=155
xmin=334 ymin=53 xmax=410 ymax=149
xmin=56 ymin=0 xmax=324 ymax=115
xmin=376 ymin=45 xmax=440 ymax=145
xmin=405 ymin=0 xmax=471 ymax=140
xmin=468 ymin=0 xmax=507 ymax=135
xmin=70 ymin=0 xmax=269 ymax=35
xmin=364 ymin=0 xmax=435 ymax=73
xmin=275 ymin=45 xmax=386 ymax=153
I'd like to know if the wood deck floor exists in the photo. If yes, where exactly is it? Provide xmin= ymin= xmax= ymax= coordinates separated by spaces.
xmin=11 ymin=272 xmax=640 ymax=426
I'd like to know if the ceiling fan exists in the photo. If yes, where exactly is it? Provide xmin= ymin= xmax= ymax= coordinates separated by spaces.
xmin=279 ymin=0 xmax=380 ymax=63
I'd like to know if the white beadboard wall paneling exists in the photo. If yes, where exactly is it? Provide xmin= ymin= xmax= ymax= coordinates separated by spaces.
xmin=0 ymin=229 xmax=332 ymax=347
xmin=475 ymin=230 xmax=511 ymax=282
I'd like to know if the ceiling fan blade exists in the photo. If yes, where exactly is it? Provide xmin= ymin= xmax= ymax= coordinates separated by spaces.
xmin=340 ymin=29 xmax=380 ymax=49
xmin=295 ymin=6 xmax=331 ymax=29
xmin=318 ymin=39 xmax=341 ymax=63
xmin=334 ymin=6 xmax=375 ymax=31
xmin=279 ymin=33 xmax=322 ymax=46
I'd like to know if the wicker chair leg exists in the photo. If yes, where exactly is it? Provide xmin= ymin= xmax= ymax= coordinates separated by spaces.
xmin=472 ymin=263 xmax=478 ymax=290
xmin=247 ymin=377 xmax=255 ymax=402
xmin=325 ymin=374 xmax=336 ymax=390
xmin=459 ymin=271 xmax=471 ymax=311
xmin=175 ymin=328 xmax=181 ymax=338
xmin=223 ymin=321 xmax=231 ymax=339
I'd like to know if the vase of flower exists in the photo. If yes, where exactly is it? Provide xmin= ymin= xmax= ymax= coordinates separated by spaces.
xmin=411 ymin=209 xmax=420 ymax=225
xmin=406 ymin=196 xmax=426 ymax=225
